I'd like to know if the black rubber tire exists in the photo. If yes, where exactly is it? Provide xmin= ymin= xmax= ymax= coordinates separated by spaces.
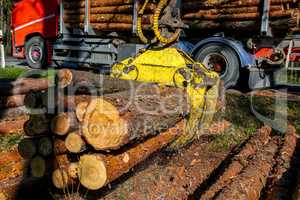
xmin=25 ymin=36 xmax=47 ymax=69
xmin=195 ymin=43 xmax=240 ymax=88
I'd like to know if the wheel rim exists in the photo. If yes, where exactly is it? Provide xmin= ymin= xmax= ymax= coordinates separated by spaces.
xmin=203 ymin=53 xmax=228 ymax=78
xmin=29 ymin=43 xmax=43 ymax=64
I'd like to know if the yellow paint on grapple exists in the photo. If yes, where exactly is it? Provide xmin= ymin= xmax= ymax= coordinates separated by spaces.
xmin=111 ymin=47 xmax=220 ymax=149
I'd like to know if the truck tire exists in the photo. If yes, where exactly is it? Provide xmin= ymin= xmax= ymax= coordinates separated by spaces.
xmin=25 ymin=36 xmax=47 ymax=69
xmin=195 ymin=43 xmax=240 ymax=88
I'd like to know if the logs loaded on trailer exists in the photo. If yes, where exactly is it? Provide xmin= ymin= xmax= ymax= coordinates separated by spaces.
xmin=62 ymin=0 xmax=300 ymax=32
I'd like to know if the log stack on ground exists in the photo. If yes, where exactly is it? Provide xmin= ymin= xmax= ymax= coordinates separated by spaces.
xmin=62 ymin=0 xmax=300 ymax=32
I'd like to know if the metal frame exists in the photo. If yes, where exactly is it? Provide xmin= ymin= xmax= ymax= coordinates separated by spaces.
xmin=84 ymin=0 xmax=89 ymax=34
xmin=260 ymin=0 xmax=272 ymax=37
xmin=132 ymin=0 xmax=138 ymax=34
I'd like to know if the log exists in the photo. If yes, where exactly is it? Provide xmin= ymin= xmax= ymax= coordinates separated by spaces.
xmin=0 ymin=78 xmax=49 ymax=95
xmin=183 ymin=10 xmax=294 ymax=20
xmin=52 ymin=120 xmax=183 ymax=189
xmin=65 ymin=22 xmax=150 ymax=31
xmin=265 ymin=125 xmax=297 ymax=200
xmin=17 ymin=138 xmax=36 ymax=159
xmin=64 ymin=5 xmax=134 ymax=15
xmin=81 ymin=86 xmax=188 ymax=150
xmin=37 ymin=137 xmax=53 ymax=157
xmin=215 ymin=138 xmax=279 ymax=200
xmin=75 ymin=102 xmax=88 ymax=122
xmin=0 ymin=95 xmax=25 ymax=109
xmin=57 ymin=69 xmax=141 ymax=94
xmin=182 ymin=0 xmax=298 ymax=9
xmin=0 ymin=118 xmax=27 ymax=135
xmin=30 ymin=156 xmax=46 ymax=178
xmin=51 ymin=112 xmax=79 ymax=136
xmin=64 ymin=14 xmax=151 ymax=24
xmin=65 ymin=131 xmax=86 ymax=153
xmin=0 ymin=106 xmax=30 ymax=120
xmin=183 ymin=5 xmax=283 ymax=15
xmin=63 ymin=0 xmax=133 ymax=8
xmin=185 ymin=18 xmax=297 ymax=30
xmin=24 ymin=114 xmax=49 ymax=136
xmin=201 ymin=125 xmax=272 ymax=199
xmin=53 ymin=137 xmax=68 ymax=155
xmin=0 ymin=151 xmax=25 ymax=182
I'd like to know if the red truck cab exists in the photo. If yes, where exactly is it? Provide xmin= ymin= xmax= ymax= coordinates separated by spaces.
xmin=11 ymin=0 xmax=59 ymax=68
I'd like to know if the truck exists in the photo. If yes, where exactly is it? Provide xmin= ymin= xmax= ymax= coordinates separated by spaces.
xmin=11 ymin=0 xmax=300 ymax=89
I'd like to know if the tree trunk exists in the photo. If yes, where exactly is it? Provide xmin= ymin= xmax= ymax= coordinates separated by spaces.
xmin=57 ymin=69 xmax=144 ymax=94
xmin=215 ymin=139 xmax=279 ymax=200
xmin=0 ymin=95 xmax=26 ymax=109
xmin=81 ymin=86 xmax=188 ymax=150
xmin=183 ymin=10 xmax=294 ymax=20
xmin=51 ymin=112 xmax=79 ymax=136
xmin=63 ymin=0 xmax=133 ymax=9
xmin=64 ymin=14 xmax=152 ymax=24
xmin=0 ymin=78 xmax=49 ymax=95
xmin=64 ymin=5 xmax=134 ymax=15
xmin=52 ymin=120 xmax=183 ymax=190
xmin=201 ymin=125 xmax=272 ymax=199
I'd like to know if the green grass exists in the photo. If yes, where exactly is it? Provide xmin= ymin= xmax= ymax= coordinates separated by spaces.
xmin=0 ymin=67 xmax=56 ymax=81
xmin=0 ymin=67 xmax=28 ymax=79
xmin=0 ymin=134 xmax=23 ymax=152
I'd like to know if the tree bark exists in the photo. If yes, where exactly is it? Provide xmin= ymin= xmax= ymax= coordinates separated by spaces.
xmin=183 ymin=10 xmax=294 ymax=20
xmin=0 ymin=119 xmax=27 ymax=135
xmin=63 ymin=0 xmax=133 ymax=8
xmin=215 ymin=138 xmax=279 ymax=200
xmin=0 ymin=106 xmax=30 ymax=120
xmin=0 ymin=151 xmax=25 ymax=182
xmin=52 ymin=120 xmax=183 ymax=190
xmin=57 ymin=69 xmax=142 ymax=95
xmin=201 ymin=125 xmax=272 ymax=199
xmin=0 ymin=95 xmax=26 ymax=109
xmin=82 ymin=86 xmax=188 ymax=150
xmin=64 ymin=14 xmax=151 ymax=24
xmin=0 ymin=78 xmax=49 ymax=95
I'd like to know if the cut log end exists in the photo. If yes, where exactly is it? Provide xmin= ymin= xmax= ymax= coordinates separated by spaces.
xmin=38 ymin=137 xmax=53 ymax=157
xmin=18 ymin=138 xmax=36 ymax=159
xmin=57 ymin=69 xmax=73 ymax=89
xmin=51 ymin=112 xmax=78 ymax=136
xmin=78 ymin=154 xmax=107 ymax=190
xmin=82 ymin=98 xmax=128 ymax=150
xmin=75 ymin=102 xmax=88 ymax=122
xmin=68 ymin=163 xmax=80 ymax=179
xmin=30 ymin=156 xmax=46 ymax=178
xmin=52 ymin=169 xmax=69 ymax=189
xmin=65 ymin=132 xmax=85 ymax=153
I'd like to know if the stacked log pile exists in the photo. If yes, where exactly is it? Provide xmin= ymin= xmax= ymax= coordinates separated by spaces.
xmin=62 ymin=0 xmax=300 ymax=32
xmin=49 ymin=69 xmax=189 ymax=190
xmin=0 ymin=68 xmax=191 ymax=199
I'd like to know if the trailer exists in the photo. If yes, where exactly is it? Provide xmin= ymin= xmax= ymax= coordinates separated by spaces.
xmin=11 ymin=0 xmax=300 ymax=89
